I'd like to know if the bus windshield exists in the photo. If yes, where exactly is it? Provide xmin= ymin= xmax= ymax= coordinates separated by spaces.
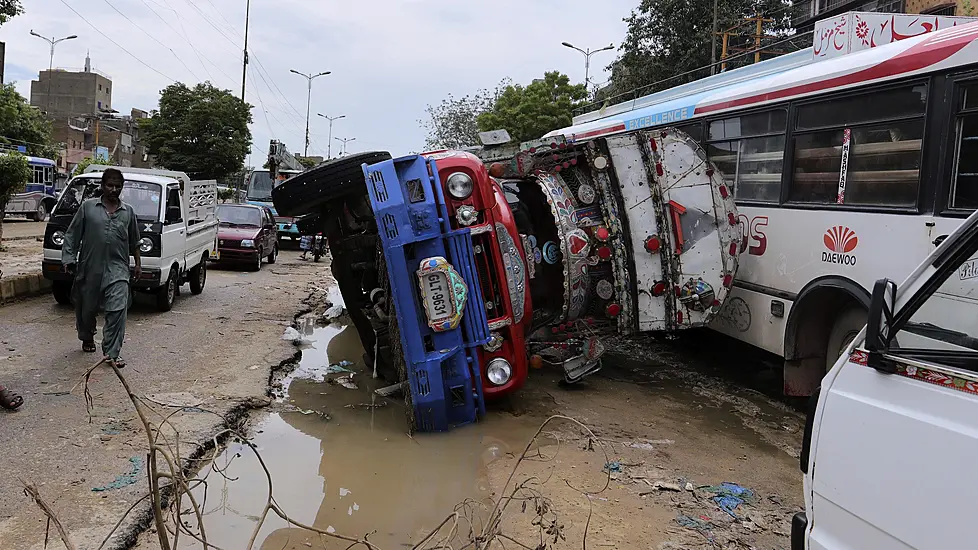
xmin=53 ymin=177 xmax=163 ymax=221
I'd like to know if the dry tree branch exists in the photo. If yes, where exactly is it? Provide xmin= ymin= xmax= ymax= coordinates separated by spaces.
xmin=22 ymin=482 xmax=78 ymax=550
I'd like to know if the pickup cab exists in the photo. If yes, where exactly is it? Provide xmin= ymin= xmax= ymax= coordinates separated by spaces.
xmin=41 ymin=165 xmax=219 ymax=312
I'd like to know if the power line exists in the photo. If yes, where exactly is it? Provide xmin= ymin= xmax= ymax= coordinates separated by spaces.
xmin=198 ymin=0 xmax=241 ymax=38
xmin=101 ymin=0 xmax=201 ymax=82
xmin=179 ymin=0 xmax=240 ymax=49
xmin=137 ymin=0 xmax=214 ymax=82
xmin=250 ymin=53 xmax=307 ymax=121
xmin=57 ymin=0 xmax=175 ymax=82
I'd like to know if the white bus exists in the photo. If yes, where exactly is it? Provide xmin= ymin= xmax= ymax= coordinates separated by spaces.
xmin=547 ymin=21 xmax=978 ymax=395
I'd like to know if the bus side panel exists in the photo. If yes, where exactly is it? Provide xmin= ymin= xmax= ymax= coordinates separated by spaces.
xmin=605 ymin=134 xmax=668 ymax=331
xmin=709 ymin=286 xmax=791 ymax=356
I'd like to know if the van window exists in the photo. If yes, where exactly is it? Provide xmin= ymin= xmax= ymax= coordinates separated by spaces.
xmin=949 ymin=82 xmax=978 ymax=211
xmin=789 ymin=84 xmax=927 ymax=207
xmin=165 ymin=187 xmax=182 ymax=224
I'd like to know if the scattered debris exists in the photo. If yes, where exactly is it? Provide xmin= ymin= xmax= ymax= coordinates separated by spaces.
xmin=325 ymin=361 xmax=354 ymax=374
xmin=339 ymin=488 xmax=351 ymax=497
xmin=374 ymin=381 xmax=407 ymax=397
xmin=334 ymin=374 xmax=358 ymax=390
xmin=145 ymin=392 xmax=203 ymax=408
xmin=92 ymin=457 xmax=143 ymax=492
xmin=704 ymin=482 xmax=754 ymax=519
xmin=603 ymin=461 xmax=621 ymax=473
xmin=344 ymin=402 xmax=388 ymax=410
xmin=675 ymin=514 xmax=715 ymax=543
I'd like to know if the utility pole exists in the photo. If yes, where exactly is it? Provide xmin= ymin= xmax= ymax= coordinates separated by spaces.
xmin=29 ymin=30 xmax=78 ymax=114
xmin=335 ymin=137 xmax=355 ymax=156
xmin=561 ymin=41 xmax=615 ymax=97
xmin=710 ymin=0 xmax=719 ymax=75
xmin=716 ymin=14 xmax=772 ymax=72
xmin=317 ymin=113 xmax=345 ymax=159
xmin=290 ymin=69 xmax=330 ymax=157
xmin=240 ymin=0 xmax=251 ymax=101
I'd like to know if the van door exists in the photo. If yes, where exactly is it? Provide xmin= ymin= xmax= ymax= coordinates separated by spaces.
xmin=806 ymin=224 xmax=978 ymax=549
xmin=161 ymin=184 xmax=187 ymax=281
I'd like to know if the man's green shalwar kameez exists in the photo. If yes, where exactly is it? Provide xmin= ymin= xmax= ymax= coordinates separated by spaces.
xmin=62 ymin=197 xmax=140 ymax=360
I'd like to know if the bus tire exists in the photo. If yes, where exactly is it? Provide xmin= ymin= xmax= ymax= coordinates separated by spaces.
xmin=271 ymin=151 xmax=392 ymax=217
xmin=826 ymin=306 xmax=867 ymax=372
xmin=31 ymin=202 xmax=47 ymax=222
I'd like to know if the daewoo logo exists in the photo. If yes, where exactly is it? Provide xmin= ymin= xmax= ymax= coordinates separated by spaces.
xmin=822 ymin=226 xmax=858 ymax=266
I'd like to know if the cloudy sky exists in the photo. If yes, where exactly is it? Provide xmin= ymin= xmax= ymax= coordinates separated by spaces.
xmin=1 ymin=0 xmax=636 ymax=165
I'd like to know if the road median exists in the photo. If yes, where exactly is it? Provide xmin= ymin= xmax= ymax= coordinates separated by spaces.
xmin=0 ymin=271 xmax=51 ymax=304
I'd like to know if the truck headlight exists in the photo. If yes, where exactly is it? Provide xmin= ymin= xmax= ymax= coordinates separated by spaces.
xmin=51 ymin=230 xmax=65 ymax=247
xmin=486 ymin=358 xmax=512 ymax=386
xmin=456 ymin=205 xmax=478 ymax=226
xmin=241 ymin=239 xmax=255 ymax=248
xmin=138 ymin=237 xmax=153 ymax=253
xmin=446 ymin=172 xmax=474 ymax=200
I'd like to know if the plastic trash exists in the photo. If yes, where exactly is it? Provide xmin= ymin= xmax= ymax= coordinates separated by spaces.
xmin=281 ymin=327 xmax=300 ymax=341
xmin=704 ymin=482 xmax=754 ymax=519
xmin=93 ymin=457 xmax=144 ymax=492
xmin=603 ymin=461 xmax=622 ymax=473
xmin=325 ymin=361 xmax=354 ymax=374
xmin=335 ymin=374 xmax=358 ymax=390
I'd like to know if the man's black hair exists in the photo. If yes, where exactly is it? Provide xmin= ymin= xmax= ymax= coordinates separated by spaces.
xmin=101 ymin=168 xmax=124 ymax=185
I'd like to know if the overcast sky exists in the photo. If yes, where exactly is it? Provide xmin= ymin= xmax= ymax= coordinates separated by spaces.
xmin=1 ymin=0 xmax=635 ymax=166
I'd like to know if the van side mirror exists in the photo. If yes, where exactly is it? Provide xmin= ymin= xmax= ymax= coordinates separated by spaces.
xmin=166 ymin=205 xmax=182 ymax=224
xmin=866 ymin=278 xmax=897 ymax=373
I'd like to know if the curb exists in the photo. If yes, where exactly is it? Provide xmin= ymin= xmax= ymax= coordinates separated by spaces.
xmin=0 ymin=272 xmax=52 ymax=305
xmin=3 ymin=235 xmax=44 ymax=242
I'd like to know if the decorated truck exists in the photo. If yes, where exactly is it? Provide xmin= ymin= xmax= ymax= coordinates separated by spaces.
xmin=272 ymin=128 xmax=741 ymax=431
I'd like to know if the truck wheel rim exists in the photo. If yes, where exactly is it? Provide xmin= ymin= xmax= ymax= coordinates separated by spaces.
xmin=168 ymin=276 xmax=175 ymax=303
xmin=199 ymin=263 xmax=206 ymax=286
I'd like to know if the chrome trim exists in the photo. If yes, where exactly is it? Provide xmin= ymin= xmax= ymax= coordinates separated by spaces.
xmin=494 ymin=223 xmax=526 ymax=324
xmin=488 ymin=318 xmax=512 ymax=330
xmin=469 ymin=224 xmax=493 ymax=235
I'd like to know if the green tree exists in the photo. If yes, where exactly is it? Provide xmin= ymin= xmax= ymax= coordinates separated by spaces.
xmin=0 ymin=83 xmax=54 ymax=157
xmin=476 ymin=72 xmax=587 ymax=143
xmin=420 ymin=79 xmax=510 ymax=150
xmin=0 ymin=152 xmax=31 ymax=246
xmin=603 ymin=0 xmax=795 ymax=102
xmin=141 ymin=82 xmax=253 ymax=181
xmin=0 ymin=0 xmax=23 ymax=25
xmin=72 ymin=156 xmax=96 ymax=176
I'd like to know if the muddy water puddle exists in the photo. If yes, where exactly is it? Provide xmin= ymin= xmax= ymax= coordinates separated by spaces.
xmin=184 ymin=320 xmax=548 ymax=549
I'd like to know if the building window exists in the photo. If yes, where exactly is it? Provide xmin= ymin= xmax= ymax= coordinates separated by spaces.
xmin=922 ymin=3 xmax=955 ymax=15
xmin=790 ymin=83 xmax=927 ymax=207
xmin=706 ymin=109 xmax=787 ymax=203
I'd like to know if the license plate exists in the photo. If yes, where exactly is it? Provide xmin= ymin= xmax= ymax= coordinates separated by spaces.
xmin=417 ymin=256 xmax=468 ymax=332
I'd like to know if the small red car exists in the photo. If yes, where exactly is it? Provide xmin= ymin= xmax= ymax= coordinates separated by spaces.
xmin=213 ymin=204 xmax=279 ymax=271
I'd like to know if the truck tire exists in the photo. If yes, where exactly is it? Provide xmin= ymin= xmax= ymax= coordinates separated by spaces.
xmin=31 ymin=202 xmax=47 ymax=222
xmin=271 ymin=151 xmax=392 ymax=217
xmin=53 ymin=281 xmax=72 ymax=305
xmin=826 ymin=306 xmax=867 ymax=372
xmin=156 ymin=270 xmax=177 ymax=312
xmin=267 ymin=244 xmax=277 ymax=264
xmin=189 ymin=257 xmax=207 ymax=295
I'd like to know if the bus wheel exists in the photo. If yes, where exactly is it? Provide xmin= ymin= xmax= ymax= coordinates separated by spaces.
xmin=31 ymin=202 xmax=47 ymax=222
xmin=826 ymin=306 xmax=867 ymax=372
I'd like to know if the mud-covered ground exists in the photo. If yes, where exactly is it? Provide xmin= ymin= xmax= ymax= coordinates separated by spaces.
xmin=0 ymin=219 xmax=45 ymax=279
xmin=129 ymin=292 xmax=805 ymax=550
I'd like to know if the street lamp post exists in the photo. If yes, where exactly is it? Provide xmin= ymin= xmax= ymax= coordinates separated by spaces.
xmin=317 ymin=113 xmax=345 ymax=159
xmin=289 ymin=69 xmax=330 ymax=157
xmin=334 ymin=137 xmax=355 ymax=156
xmin=561 ymin=41 xmax=615 ymax=96
xmin=30 ymin=30 xmax=78 ymax=114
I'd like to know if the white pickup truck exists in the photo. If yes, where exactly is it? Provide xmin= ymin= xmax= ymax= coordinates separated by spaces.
xmin=41 ymin=166 xmax=219 ymax=311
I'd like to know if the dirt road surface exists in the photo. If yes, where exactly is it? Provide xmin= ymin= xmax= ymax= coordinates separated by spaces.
xmin=129 ymin=296 xmax=805 ymax=550
xmin=0 ymin=219 xmax=45 ymax=279
xmin=0 ymin=250 xmax=329 ymax=549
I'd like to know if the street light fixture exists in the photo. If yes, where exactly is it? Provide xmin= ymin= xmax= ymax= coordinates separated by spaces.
xmin=334 ymin=137 xmax=355 ymax=156
xmin=290 ymin=69 xmax=330 ymax=157
xmin=561 ymin=41 xmax=615 ymax=96
xmin=317 ymin=113 xmax=345 ymax=159
xmin=30 ymin=30 xmax=79 ymax=114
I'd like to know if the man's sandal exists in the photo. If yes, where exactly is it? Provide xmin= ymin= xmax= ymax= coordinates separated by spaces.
xmin=82 ymin=341 xmax=97 ymax=353
xmin=106 ymin=356 xmax=126 ymax=369
xmin=0 ymin=386 xmax=23 ymax=411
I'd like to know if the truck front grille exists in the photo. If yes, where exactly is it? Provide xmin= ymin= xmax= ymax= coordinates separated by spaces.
xmin=473 ymin=233 xmax=504 ymax=321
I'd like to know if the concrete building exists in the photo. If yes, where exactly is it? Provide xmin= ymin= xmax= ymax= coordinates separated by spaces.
xmin=29 ymin=52 xmax=112 ymax=118
xmin=54 ymin=108 xmax=152 ymax=173
xmin=794 ymin=0 xmax=973 ymax=31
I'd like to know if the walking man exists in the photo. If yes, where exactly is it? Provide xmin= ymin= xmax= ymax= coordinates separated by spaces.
xmin=62 ymin=168 xmax=142 ymax=367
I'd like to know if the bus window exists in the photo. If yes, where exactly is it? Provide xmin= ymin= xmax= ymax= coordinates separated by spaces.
xmin=675 ymin=121 xmax=704 ymax=145
xmin=950 ymin=83 xmax=978 ymax=211
xmin=706 ymin=109 xmax=786 ymax=203
xmin=790 ymin=84 xmax=926 ymax=207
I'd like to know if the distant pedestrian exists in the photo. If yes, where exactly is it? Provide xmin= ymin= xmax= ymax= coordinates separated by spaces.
xmin=299 ymin=234 xmax=313 ymax=260
xmin=62 ymin=168 xmax=142 ymax=368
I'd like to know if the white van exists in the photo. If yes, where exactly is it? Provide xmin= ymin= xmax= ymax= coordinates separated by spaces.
xmin=795 ymin=207 xmax=978 ymax=549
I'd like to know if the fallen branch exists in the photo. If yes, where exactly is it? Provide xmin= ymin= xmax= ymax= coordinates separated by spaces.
xmin=22 ymin=482 xmax=78 ymax=550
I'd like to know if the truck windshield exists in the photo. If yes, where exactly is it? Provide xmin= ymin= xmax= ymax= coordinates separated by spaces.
xmin=247 ymin=171 xmax=274 ymax=201
xmin=53 ymin=177 xmax=163 ymax=221
xmin=217 ymin=205 xmax=262 ymax=227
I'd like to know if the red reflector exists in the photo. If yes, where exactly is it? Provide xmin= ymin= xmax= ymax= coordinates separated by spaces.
xmin=656 ymin=163 xmax=664 ymax=176
xmin=719 ymin=185 xmax=729 ymax=198
xmin=649 ymin=139 xmax=657 ymax=151
xmin=570 ymin=158 xmax=578 ymax=165
xmin=529 ymin=147 xmax=537 ymax=153
xmin=712 ymin=299 xmax=721 ymax=308
xmin=652 ymin=282 xmax=666 ymax=296
xmin=550 ymin=142 xmax=558 ymax=149
xmin=729 ymin=242 xmax=737 ymax=256
xmin=723 ymin=274 xmax=733 ymax=288
xmin=555 ymin=165 xmax=563 ymax=172
xmin=674 ymin=286 xmax=681 ymax=297
xmin=706 ymin=168 xmax=715 ymax=177
xmin=551 ymin=327 xmax=559 ymax=334
xmin=644 ymin=236 xmax=661 ymax=253
xmin=606 ymin=303 xmax=621 ymax=317
xmin=596 ymin=227 xmax=610 ymax=242
xmin=598 ymin=246 xmax=612 ymax=260
xmin=552 ymin=154 xmax=559 ymax=161
xmin=728 ymin=213 xmax=737 ymax=225
xmin=677 ymin=311 xmax=684 ymax=324
xmin=558 ymin=142 xmax=567 ymax=149
xmin=661 ymin=132 xmax=668 ymax=138
xmin=562 ymin=162 xmax=571 ymax=169
xmin=559 ymin=323 xmax=566 ymax=331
